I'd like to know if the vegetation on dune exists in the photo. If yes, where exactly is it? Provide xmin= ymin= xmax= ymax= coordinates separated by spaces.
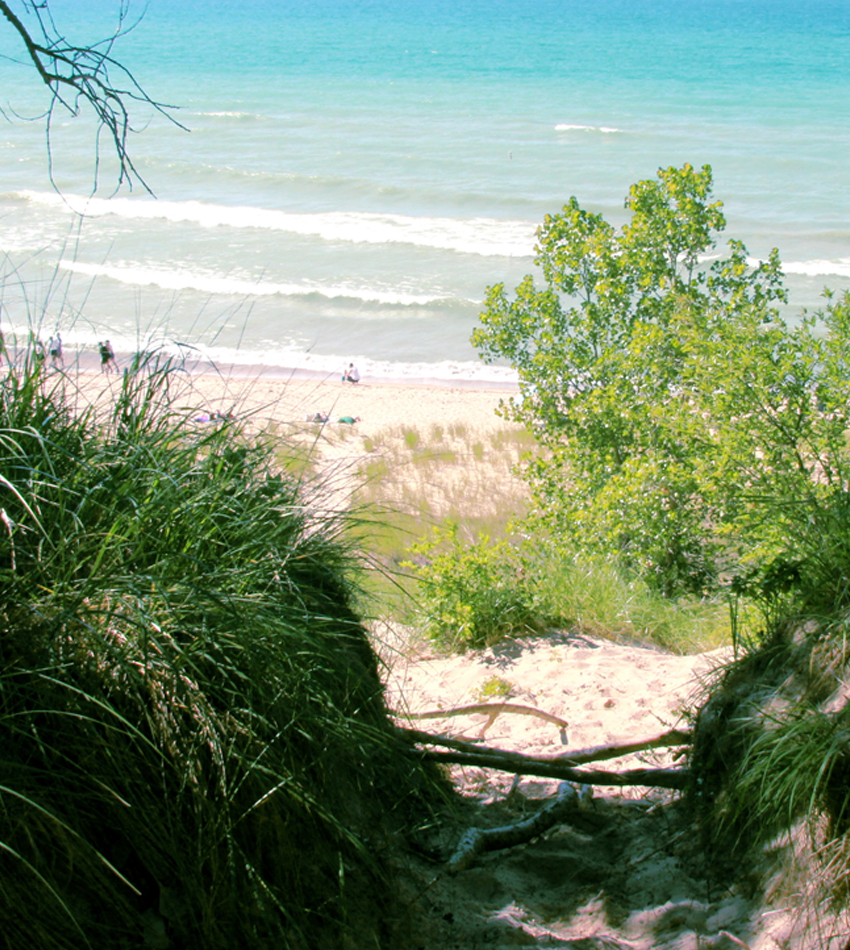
xmin=432 ymin=159 xmax=850 ymax=932
xmin=0 ymin=351 xmax=441 ymax=949
xmin=351 ymin=417 xmax=726 ymax=653
xmin=391 ymin=164 xmax=850 ymax=653
xmin=471 ymin=162 xmax=850 ymax=602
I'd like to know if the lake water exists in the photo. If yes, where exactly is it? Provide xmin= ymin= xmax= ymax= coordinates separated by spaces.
xmin=0 ymin=0 xmax=847 ymax=381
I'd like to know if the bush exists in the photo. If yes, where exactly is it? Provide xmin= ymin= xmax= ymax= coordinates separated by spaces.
xmin=404 ymin=523 xmax=548 ymax=650
xmin=0 ymin=351 xmax=437 ymax=949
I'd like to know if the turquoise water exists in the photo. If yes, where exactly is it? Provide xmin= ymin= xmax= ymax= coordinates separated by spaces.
xmin=0 ymin=0 xmax=847 ymax=380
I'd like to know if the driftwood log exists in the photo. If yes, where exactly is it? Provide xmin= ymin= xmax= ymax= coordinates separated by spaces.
xmin=397 ymin=726 xmax=692 ymax=790
xmin=447 ymin=782 xmax=580 ymax=873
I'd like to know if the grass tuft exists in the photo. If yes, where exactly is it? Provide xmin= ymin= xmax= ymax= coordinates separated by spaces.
xmin=0 ymin=349 xmax=441 ymax=949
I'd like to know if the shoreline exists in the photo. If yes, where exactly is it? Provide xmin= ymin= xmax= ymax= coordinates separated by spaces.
xmin=57 ymin=350 xmax=521 ymax=393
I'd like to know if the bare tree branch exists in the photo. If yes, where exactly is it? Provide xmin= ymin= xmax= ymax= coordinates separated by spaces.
xmin=420 ymin=749 xmax=690 ymax=790
xmin=0 ymin=0 xmax=184 ymax=193
xmin=396 ymin=725 xmax=693 ymax=790
xmin=397 ymin=725 xmax=691 ymax=765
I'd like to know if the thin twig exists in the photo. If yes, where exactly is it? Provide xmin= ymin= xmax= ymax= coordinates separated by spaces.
xmin=0 ymin=1 xmax=184 ymax=192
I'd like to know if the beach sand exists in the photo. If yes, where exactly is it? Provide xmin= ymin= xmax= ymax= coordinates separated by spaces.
xmin=77 ymin=366 xmax=528 ymax=515
xmin=187 ymin=372 xmax=519 ymax=440
xmin=73 ymin=364 xmax=827 ymax=948
xmin=76 ymin=362 xmax=518 ymax=433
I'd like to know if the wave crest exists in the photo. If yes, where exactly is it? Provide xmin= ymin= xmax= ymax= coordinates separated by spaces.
xmin=58 ymin=260 xmax=468 ymax=306
xmin=16 ymin=191 xmax=535 ymax=258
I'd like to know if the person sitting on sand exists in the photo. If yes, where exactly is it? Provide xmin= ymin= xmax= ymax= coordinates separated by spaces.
xmin=344 ymin=363 xmax=360 ymax=383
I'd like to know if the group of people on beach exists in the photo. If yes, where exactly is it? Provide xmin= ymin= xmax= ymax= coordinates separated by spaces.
xmin=194 ymin=410 xmax=235 ymax=423
xmin=27 ymin=333 xmax=64 ymax=368
xmin=98 ymin=340 xmax=118 ymax=374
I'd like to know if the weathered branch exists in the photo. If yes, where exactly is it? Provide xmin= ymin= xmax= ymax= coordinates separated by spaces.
xmin=405 ymin=702 xmax=568 ymax=740
xmin=424 ymin=748 xmax=690 ymax=790
xmin=0 ymin=1 xmax=183 ymax=192
xmin=447 ymin=781 xmax=579 ymax=874
xmin=397 ymin=725 xmax=690 ymax=765
xmin=396 ymin=725 xmax=693 ymax=790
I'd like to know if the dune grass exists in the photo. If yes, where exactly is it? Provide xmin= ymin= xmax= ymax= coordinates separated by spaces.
xmin=0 ymin=351 xmax=441 ymax=949
xmin=350 ymin=420 xmax=532 ymax=606
xmin=347 ymin=421 xmax=729 ymax=654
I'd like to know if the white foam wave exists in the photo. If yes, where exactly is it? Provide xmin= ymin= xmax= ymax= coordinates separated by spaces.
xmin=17 ymin=190 xmax=536 ymax=258
xmin=190 ymin=345 xmax=519 ymax=385
xmin=555 ymin=124 xmax=622 ymax=134
xmin=192 ymin=111 xmax=264 ymax=119
xmin=782 ymin=258 xmax=850 ymax=279
xmin=58 ymin=260 xmax=463 ymax=306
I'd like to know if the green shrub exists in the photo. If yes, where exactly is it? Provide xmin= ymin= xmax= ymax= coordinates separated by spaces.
xmin=405 ymin=524 xmax=728 ymax=654
xmin=474 ymin=675 xmax=515 ymax=700
xmin=404 ymin=523 xmax=547 ymax=650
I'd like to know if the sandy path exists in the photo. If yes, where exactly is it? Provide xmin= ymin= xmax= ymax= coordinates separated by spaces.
xmin=384 ymin=631 xmax=826 ymax=950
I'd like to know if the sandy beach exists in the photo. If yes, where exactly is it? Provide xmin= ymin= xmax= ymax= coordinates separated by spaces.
xmin=75 ymin=364 xmax=528 ymax=515
xmin=68 ymin=361 xmax=836 ymax=948
xmin=77 ymin=364 xmax=518 ymax=443
xmin=185 ymin=371 xmax=519 ymax=437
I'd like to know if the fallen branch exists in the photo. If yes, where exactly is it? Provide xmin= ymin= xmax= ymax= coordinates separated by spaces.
xmin=396 ymin=725 xmax=690 ymax=767
xmin=405 ymin=702 xmax=568 ymax=740
xmin=423 ymin=748 xmax=691 ymax=790
xmin=447 ymin=782 xmax=579 ymax=874
xmin=396 ymin=725 xmax=690 ymax=789
xmin=555 ymin=729 xmax=692 ymax=764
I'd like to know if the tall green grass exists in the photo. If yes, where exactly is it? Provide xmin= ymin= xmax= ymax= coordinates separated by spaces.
xmin=0 ymin=351 xmax=439 ymax=949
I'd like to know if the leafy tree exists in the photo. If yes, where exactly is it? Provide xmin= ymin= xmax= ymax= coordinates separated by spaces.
xmin=683 ymin=290 xmax=850 ymax=617
xmin=472 ymin=163 xmax=790 ymax=596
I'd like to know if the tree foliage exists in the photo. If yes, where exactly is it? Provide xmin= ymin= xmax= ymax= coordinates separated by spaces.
xmin=473 ymin=164 xmax=850 ymax=603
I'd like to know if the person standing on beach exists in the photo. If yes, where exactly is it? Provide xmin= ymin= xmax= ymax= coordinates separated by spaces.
xmin=106 ymin=340 xmax=118 ymax=373
xmin=49 ymin=333 xmax=63 ymax=368
xmin=344 ymin=362 xmax=360 ymax=383
xmin=99 ymin=341 xmax=117 ymax=373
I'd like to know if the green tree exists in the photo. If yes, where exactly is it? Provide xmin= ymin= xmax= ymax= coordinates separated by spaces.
xmin=472 ymin=163 xmax=788 ymax=595
xmin=682 ymin=290 xmax=850 ymax=617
